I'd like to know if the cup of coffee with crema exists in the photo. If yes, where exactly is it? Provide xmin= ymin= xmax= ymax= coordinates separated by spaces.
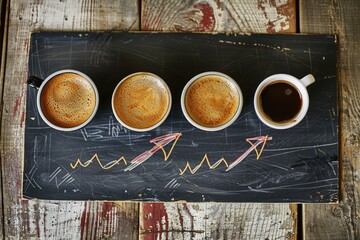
xmin=27 ymin=70 xmax=99 ymax=131
xmin=181 ymin=72 xmax=243 ymax=131
xmin=112 ymin=72 xmax=172 ymax=132
xmin=254 ymin=74 xmax=315 ymax=129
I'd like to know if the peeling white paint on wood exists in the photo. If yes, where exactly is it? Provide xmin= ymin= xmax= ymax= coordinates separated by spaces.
xmin=141 ymin=0 xmax=296 ymax=33
xmin=140 ymin=203 xmax=297 ymax=240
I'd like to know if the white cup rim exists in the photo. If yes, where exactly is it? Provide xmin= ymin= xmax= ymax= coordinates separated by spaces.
xmin=36 ymin=69 xmax=99 ymax=131
xmin=181 ymin=71 xmax=243 ymax=131
xmin=254 ymin=73 xmax=311 ymax=129
xmin=111 ymin=72 xmax=172 ymax=132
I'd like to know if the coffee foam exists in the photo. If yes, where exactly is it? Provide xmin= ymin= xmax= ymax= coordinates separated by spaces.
xmin=113 ymin=74 xmax=170 ymax=129
xmin=185 ymin=75 xmax=239 ymax=127
xmin=40 ymin=73 xmax=96 ymax=128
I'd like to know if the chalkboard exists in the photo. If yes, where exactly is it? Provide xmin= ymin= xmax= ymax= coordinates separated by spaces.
xmin=23 ymin=32 xmax=338 ymax=202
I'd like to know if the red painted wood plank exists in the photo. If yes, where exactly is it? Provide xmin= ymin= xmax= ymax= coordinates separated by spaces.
xmin=140 ymin=203 xmax=298 ymax=239
xmin=141 ymin=0 xmax=297 ymax=33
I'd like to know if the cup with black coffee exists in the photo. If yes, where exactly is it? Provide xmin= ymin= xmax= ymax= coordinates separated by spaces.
xmin=254 ymin=74 xmax=315 ymax=129
xmin=28 ymin=70 xmax=99 ymax=131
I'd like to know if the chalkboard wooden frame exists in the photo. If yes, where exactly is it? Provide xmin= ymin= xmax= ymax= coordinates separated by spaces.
xmin=23 ymin=32 xmax=338 ymax=203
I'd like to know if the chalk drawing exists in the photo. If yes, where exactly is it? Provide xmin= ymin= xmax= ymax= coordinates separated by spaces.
xmin=70 ymin=133 xmax=182 ymax=171
xmin=70 ymin=133 xmax=271 ymax=176
xmin=179 ymin=135 xmax=271 ymax=175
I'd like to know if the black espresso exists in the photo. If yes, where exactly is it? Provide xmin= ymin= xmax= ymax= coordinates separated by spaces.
xmin=260 ymin=81 xmax=302 ymax=123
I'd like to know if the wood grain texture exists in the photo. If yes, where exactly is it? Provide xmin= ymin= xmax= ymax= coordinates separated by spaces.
xmin=0 ymin=0 xmax=6 ymax=105
xmin=7 ymin=200 xmax=138 ymax=239
xmin=1 ymin=0 xmax=139 ymax=239
xmin=141 ymin=0 xmax=296 ymax=33
xmin=300 ymin=0 xmax=360 ymax=239
xmin=0 ymin=0 xmax=9 ymax=239
xmin=140 ymin=1 xmax=298 ymax=239
xmin=140 ymin=203 xmax=297 ymax=240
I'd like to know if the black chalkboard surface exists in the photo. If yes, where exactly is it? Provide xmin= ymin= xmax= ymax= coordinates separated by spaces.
xmin=23 ymin=32 xmax=338 ymax=202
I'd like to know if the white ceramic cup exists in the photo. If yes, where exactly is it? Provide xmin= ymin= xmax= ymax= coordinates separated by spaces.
xmin=181 ymin=71 xmax=243 ymax=131
xmin=111 ymin=72 xmax=172 ymax=132
xmin=254 ymin=73 xmax=315 ymax=129
xmin=28 ymin=69 xmax=99 ymax=131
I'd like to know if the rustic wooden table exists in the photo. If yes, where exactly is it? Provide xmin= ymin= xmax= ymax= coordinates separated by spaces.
xmin=0 ymin=0 xmax=358 ymax=239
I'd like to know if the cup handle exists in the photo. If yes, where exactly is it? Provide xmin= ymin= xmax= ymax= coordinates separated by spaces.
xmin=299 ymin=74 xmax=315 ymax=87
xmin=27 ymin=76 xmax=44 ymax=89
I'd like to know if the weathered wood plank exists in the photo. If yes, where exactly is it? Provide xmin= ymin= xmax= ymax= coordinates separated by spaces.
xmin=140 ymin=1 xmax=298 ymax=239
xmin=0 ymin=0 xmax=6 ymax=102
xmin=0 ymin=0 xmax=9 ymax=239
xmin=6 ymin=200 xmax=139 ymax=239
xmin=1 ymin=0 xmax=139 ymax=239
xmin=141 ymin=0 xmax=296 ymax=33
xmin=140 ymin=203 xmax=297 ymax=240
xmin=300 ymin=0 xmax=360 ymax=239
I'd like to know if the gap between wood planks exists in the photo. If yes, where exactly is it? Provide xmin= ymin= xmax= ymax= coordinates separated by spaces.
xmin=0 ymin=0 xmax=9 ymax=238
xmin=298 ymin=204 xmax=303 ymax=240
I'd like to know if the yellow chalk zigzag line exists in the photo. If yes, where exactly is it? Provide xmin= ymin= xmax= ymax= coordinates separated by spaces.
xmin=179 ymin=135 xmax=269 ymax=175
xmin=70 ymin=154 xmax=128 ymax=170
xmin=179 ymin=154 xmax=229 ymax=175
